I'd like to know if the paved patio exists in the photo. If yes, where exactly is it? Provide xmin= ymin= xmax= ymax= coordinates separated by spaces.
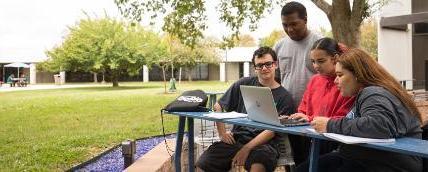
xmin=0 ymin=83 xmax=109 ymax=92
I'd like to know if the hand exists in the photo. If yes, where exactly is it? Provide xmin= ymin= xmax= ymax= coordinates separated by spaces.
xmin=311 ymin=117 xmax=330 ymax=133
xmin=232 ymin=146 xmax=251 ymax=166
xmin=219 ymin=131 xmax=235 ymax=145
xmin=278 ymin=115 xmax=289 ymax=120
xmin=213 ymin=103 xmax=222 ymax=112
xmin=289 ymin=113 xmax=309 ymax=122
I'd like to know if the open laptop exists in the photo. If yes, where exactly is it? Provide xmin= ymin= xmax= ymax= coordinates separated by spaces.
xmin=240 ymin=85 xmax=309 ymax=127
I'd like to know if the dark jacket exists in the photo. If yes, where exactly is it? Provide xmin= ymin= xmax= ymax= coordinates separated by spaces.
xmin=327 ymin=86 xmax=422 ymax=172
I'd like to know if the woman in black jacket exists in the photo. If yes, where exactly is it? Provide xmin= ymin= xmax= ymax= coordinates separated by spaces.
xmin=299 ymin=48 xmax=424 ymax=172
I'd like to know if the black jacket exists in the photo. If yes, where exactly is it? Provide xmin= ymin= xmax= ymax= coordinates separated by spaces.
xmin=327 ymin=86 xmax=422 ymax=172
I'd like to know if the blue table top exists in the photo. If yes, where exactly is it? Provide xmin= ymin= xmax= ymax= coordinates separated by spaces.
xmin=167 ymin=111 xmax=428 ymax=158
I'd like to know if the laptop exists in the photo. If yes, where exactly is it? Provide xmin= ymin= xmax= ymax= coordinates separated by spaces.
xmin=240 ymin=85 xmax=309 ymax=127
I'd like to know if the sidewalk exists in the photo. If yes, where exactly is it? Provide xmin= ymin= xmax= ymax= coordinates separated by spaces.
xmin=0 ymin=83 xmax=109 ymax=92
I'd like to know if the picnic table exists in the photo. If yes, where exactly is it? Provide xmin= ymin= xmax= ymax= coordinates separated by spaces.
xmin=10 ymin=78 xmax=27 ymax=87
xmin=166 ymin=111 xmax=428 ymax=172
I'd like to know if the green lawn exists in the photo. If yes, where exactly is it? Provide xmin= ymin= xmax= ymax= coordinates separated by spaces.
xmin=0 ymin=81 xmax=230 ymax=171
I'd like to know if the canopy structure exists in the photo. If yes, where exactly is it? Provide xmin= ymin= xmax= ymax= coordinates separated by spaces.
xmin=4 ymin=62 xmax=30 ymax=68
xmin=3 ymin=62 xmax=30 ymax=80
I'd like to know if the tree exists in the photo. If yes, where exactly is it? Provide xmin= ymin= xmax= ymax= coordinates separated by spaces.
xmin=360 ymin=18 xmax=378 ymax=59
xmin=42 ymin=17 xmax=167 ymax=87
xmin=114 ymin=0 xmax=285 ymax=48
xmin=234 ymin=34 xmax=257 ymax=47
xmin=161 ymin=34 xmax=220 ymax=82
xmin=259 ymin=29 xmax=286 ymax=47
xmin=319 ymin=27 xmax=333 ymax=38
xmin=114 ymin=0 xmax=387 ymax=48
xmin=310 ymin=0 xmax=387 ymax=47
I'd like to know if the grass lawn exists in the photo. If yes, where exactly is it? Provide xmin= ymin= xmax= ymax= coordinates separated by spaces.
xmin=0 ymin=81 xmax=230 ymax=171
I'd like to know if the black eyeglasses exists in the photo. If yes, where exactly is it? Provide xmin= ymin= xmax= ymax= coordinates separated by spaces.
xmin=254 ymin=61 xmax=275 ymax=70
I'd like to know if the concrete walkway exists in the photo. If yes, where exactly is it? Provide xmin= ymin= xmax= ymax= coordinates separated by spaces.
xmin=0 ymin=83 xmax=109 ymax=92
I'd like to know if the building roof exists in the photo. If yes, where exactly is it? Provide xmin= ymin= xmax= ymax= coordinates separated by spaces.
xmin=380 ymin=12 xmax=428 ymax=30
xmin=0 ymin=56 xmax=47 ymax=63
xmin=220 ymin=47 xmax=258 ymax=62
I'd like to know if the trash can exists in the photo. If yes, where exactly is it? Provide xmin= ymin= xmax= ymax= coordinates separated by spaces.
xmin=168 ymin=78 xmax=177 ymax=92
xmin=54 ymin=74 xmax=61 ymax=85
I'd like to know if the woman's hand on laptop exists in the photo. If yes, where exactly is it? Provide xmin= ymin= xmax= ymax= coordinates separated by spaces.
xmin=289 ymin=113 xmax=309 ymax=122
xmin=219 ymin=131 xmax=235 ymax=145
xmin=311 ymin=117 xmax=329 ymax=133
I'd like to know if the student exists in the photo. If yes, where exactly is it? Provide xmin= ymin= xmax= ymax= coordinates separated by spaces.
xmin=290 ymin=38 xmax=355 ymax=122
xmin=19 ymin=73 xmax=27 ymax=87
xmin=196 ymin=47 xmax=295 ymax=172
xmin=274 ymin=1 xmax=322 ymax=106
xmin=303 ymin=48 xmax=424 ymax=172
xmin=7 ymin=74 xmax=15 ymax=87
xmin=285 ymin=38 xmax=356 ymax=165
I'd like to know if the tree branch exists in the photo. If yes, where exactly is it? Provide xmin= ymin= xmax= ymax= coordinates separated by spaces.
xmin=351 ymin=0 xmax=366 ymax=27
xmin=310 ymin=0 xmax=332 ymax=15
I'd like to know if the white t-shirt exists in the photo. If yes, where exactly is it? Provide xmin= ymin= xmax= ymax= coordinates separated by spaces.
xmin=274 ymin=31 xmax=322 ymax=106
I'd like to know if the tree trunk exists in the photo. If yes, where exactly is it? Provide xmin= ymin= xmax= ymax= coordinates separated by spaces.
xmin=329 ymin=15 xmax=361 ymax=47
xmin=171 ymin=63 xmax=174 ymax=79
xmin=327 ymin=0 xmax=363 ymax=47
xmin=312 ymin=0 xmax=364 ymax=48
xmin=93 ymin=72 xmax=98 ymax=83
xmin=111 ymin=70 xmax=119 ymax=87
xmin=102 ymin=71 xmax=106 ymax=84
xmin=162 ymin=66 xmax=167 ymax=93
xmin=178 ymin=67 xmax=182 ymax=85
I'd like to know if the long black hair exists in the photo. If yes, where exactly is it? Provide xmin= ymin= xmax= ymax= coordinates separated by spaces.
xmin=311 ymin=37 xmax=344 ymax=56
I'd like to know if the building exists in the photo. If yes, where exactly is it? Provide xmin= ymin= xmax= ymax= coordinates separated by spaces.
xmin=218 ymin=47 xmax=258 ymax=82
xmin=0 ymin=56 xmax=53 ymax=84
xmin=145 ymin=47 xmax=259 ymax=82
xmin=0 ymin=46 xmax=260 ymax=84
xmin=378 ymin=0 xmax=428 ymax=90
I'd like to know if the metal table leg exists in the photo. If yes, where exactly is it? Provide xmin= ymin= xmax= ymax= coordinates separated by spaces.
xmin=187 ymin=117 xmax=195 ymax=172
xmin=309 ymin=138 xmax=321 ymax=172
xmin=175 ymin=116 xmax=186 ymax=172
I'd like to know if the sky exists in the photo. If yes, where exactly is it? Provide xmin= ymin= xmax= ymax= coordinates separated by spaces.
xmin=0 ymin=0 xmax=331 ymax=60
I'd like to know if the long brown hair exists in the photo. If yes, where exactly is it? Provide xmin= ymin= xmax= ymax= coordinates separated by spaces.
xmin=338 ymin=48 xmax=422 ymax=122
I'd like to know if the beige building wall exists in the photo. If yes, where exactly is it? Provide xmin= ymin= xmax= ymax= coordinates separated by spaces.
xmin=208 ymin=64 xmax=220 ymax=81
xmin=36 ymin=71 xmax=55 ymax=83
xmin=226 ymin=63 xmax=240 ymax=81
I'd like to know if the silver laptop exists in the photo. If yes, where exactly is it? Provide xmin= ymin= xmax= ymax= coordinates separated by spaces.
xmin=240 ymin=85 xmax=309 ymax=127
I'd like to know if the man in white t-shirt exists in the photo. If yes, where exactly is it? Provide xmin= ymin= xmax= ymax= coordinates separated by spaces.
xmin=274 ymin=1 xmax=322 ymax=107
xmin=273 ymin=1 xmax=322 ymax=166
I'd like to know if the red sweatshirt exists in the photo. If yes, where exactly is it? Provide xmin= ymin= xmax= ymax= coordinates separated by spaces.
xmin=298 ymin=74 xmax=355 ymax=121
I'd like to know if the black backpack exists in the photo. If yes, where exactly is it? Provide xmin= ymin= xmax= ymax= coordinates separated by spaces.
xmin=162 ymin=90 xmax=209 ymax=112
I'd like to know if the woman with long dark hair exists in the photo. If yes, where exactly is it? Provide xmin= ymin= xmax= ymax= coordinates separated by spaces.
xmin=285 ymin=38 xmax=355 ymax=165
xmin=301 ymin=48 xmax=424 ymax=172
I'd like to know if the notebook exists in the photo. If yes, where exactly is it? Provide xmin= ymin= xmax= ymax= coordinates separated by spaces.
xmin=307 ymin=128 xmax=396 ymax=144
xmin=240 ymin=85 xmax=309 ymax=127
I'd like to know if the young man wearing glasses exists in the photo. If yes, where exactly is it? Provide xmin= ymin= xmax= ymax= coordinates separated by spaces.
xmin=196 ymin=47 xmax=295 ymax=172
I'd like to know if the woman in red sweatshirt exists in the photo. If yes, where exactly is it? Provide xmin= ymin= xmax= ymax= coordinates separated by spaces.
xmin=290 ymin=37 xmax=355 ymax=122
xmin=286 ymin=37 xmax=356 ymax=166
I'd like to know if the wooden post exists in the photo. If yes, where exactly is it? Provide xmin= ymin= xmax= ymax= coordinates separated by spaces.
xmin=122 ymin=139 xmax=136 ymax=169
